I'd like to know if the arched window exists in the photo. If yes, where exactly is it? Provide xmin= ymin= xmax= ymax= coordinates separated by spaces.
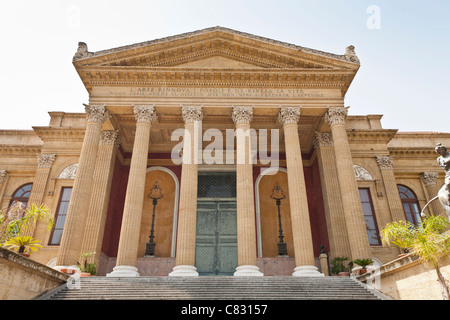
xmin=398 ymin=185 xmax=422 ymax=226
xmin=9 ymin=183 xmax=33 ymax=208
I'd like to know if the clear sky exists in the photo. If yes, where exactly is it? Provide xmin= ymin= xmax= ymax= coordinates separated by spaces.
xmin=0 ymin=0 xmax=449 ymax=132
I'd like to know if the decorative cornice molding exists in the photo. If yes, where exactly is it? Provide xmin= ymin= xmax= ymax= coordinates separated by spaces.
xmin=0 ymin=170 xmax=8 ymax=184
xmin=84 ymin=104 xmax=110 ymax=123
xmin=313 ymin=132 xmax=333 ymax=148
xmin=421 ymin=172 xmax=439 ymax=186
xmin=232 ymin=106 xmax=253 ymax=125
xmin=278 ymin=107 xmax=301 ymax=126
xmin=325 ymin=106 xmax=349 ymax=127
xmin=181 ymin=105 xmax=203 ymax=123
xmin=376 ymin=155 xmax=394 ymax=170
xmin=37 ymin=153 xmax=56 ymax=169
xmin=100 ymin=130 xmax=121 ymax=146
xmin=133 ymin=105 xmax=157 ymax=124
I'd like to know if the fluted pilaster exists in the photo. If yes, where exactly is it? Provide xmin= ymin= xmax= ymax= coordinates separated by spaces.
xmin=421 ymin=172 xmax=442 ymax=216
xmin=376 ymin=155 xmax=405 ymax=222
xmin=26 ymin=154 xmax=56 ymax=238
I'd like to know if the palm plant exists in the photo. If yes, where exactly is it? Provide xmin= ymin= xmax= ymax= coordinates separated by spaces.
xmin=381 ymin=215 xmax=450 ymax=300
xmin=0 ymin=203 xmax=53 ymax=245
xmin=4 ymin=236 xmax=42 ymax=255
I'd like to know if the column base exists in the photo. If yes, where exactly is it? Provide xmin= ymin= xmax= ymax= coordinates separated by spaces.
xmin=234 ymin=265 xmax=264 ymax=277
xmin=169 ymin=265 xmax=199 ymax=277
xmin=106 ymin=265 xmax=140 ymax=277
xmin=292 ymin=265 xmax=324 ymax=277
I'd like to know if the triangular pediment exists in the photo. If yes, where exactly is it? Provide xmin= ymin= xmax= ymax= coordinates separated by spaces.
xmin=73 ymin=26 xmax=360 ymax=70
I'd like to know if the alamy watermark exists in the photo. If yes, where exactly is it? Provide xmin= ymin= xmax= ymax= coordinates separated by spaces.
xmin=170 ymin=122 xmax=280 ymax=174
xmin=367 ymin=5 xmax=381 ymax=30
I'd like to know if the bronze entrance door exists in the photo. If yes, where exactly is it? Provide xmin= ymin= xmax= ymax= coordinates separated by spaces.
xmin=195 ymin=173 xmax=238 ymax=276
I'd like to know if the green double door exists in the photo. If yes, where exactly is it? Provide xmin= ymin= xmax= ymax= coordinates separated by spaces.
xmin=195 ymin=200 xmax=238 ymax=276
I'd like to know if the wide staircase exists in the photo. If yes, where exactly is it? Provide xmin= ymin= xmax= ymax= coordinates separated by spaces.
xmin=37 ymin=276 xmax=386 ymax=300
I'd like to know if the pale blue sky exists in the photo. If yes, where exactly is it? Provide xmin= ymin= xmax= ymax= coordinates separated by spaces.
xmin=0 ymin=1 xmax=449 ymax=132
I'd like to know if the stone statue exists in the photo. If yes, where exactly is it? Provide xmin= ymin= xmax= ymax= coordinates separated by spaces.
xmin=422 ymin=143 xmax=450 ymax=220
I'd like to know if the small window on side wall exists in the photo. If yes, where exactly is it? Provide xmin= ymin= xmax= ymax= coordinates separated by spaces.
xmin=358 ymin=188 xmax=381 ymax=245
xmin=48 ymin=187 xmax=72 ymax=245
xmin=398 ymin=185 xmax=422 ymax=226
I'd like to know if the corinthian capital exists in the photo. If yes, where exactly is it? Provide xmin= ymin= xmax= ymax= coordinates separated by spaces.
xmin=325 ymin=107 xmax=349 ymax=127
xmin=100 ymin=130 xmax=121 ymax=146
xmin=376 ymin=155 xmax=394 ymax=170
xmin=37 ymin=153 xmax=56 ymax=169
xmin=313 ymin=132 xmax=333 ymax=148
xmin=182 ymin=105 xmax=203 ymax=123
xmin=84 ymin=104 xmax=110 ymax=123
xmin=232 ymin=106 xmax=253 ymax=125
xmin=278 ymin=107 xmax=301 ymax=126
xmin=133 ymin=105 xmax=157 ymax=124
xmin=421 ymin=172 xmax=438 ymax=186
xmin=0 ymin=170 xmax=8 ymax=184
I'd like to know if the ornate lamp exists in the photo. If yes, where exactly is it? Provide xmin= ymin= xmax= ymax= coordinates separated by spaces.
xmin=270 ymin=182 xmax=288 ymax=256
xmin=145 ymin=181 xmax=164 ymax=256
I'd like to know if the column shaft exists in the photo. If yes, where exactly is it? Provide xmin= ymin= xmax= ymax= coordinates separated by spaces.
xmin=279 ymin=107 xmax=322 ymax=277
xmin=232 ymin=106 xmax=262 ymax=276
xmin=169 ymin=106 xmax=202 ymax=276
xmin=326 ymin=107 xmax=371 ymax=260
xmin=109 ymin=106 xmax=155 ymax=277
xmin=57 ymin=105 xmax=109 ymax=266
xmin=81 ymin=131 xmax=119 ymax=266
xmin=313 ymin=133 xmax=351 ymax=258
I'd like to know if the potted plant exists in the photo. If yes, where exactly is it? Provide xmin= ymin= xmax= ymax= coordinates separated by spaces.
xmin=381 ymin=215 xmax=450 ymax=300
xmin=353 ymin=258 xmax=374 ymax=274
xmin=78 ymin=252 xmax=97 ymax=277
xmin=3 ymin=236 xmax=42 ymax=257
xmin=330 ymin=257 xmax=350 ymax=276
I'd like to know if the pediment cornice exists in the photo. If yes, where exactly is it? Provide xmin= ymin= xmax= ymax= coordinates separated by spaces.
xmin=73 ymin=27 xmax=360 ymax=68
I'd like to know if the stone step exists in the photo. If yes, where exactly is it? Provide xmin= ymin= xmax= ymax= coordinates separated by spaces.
xmin=39 ymin=276 xmax=383 ymax=300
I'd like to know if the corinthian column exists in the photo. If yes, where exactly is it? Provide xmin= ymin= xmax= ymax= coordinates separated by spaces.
xmin=232 ymin=106 xmax=263 ymax=276
xmin=108 ymin=106 xmax=156 ymax=277
xmin=169 ymin=106 xmax=203 ymax=277
xmin=57 ymin=105 xmax=109 ymax=267
xmin=279 ymin=107 xmax=323 ymax=277
xmin=81 ymin=131 xmax=120 ymax=267
xmin=325 ymin=107 xmax=371 ymax=260
xmin=421 ymin=172 xmax=442 ymax=216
